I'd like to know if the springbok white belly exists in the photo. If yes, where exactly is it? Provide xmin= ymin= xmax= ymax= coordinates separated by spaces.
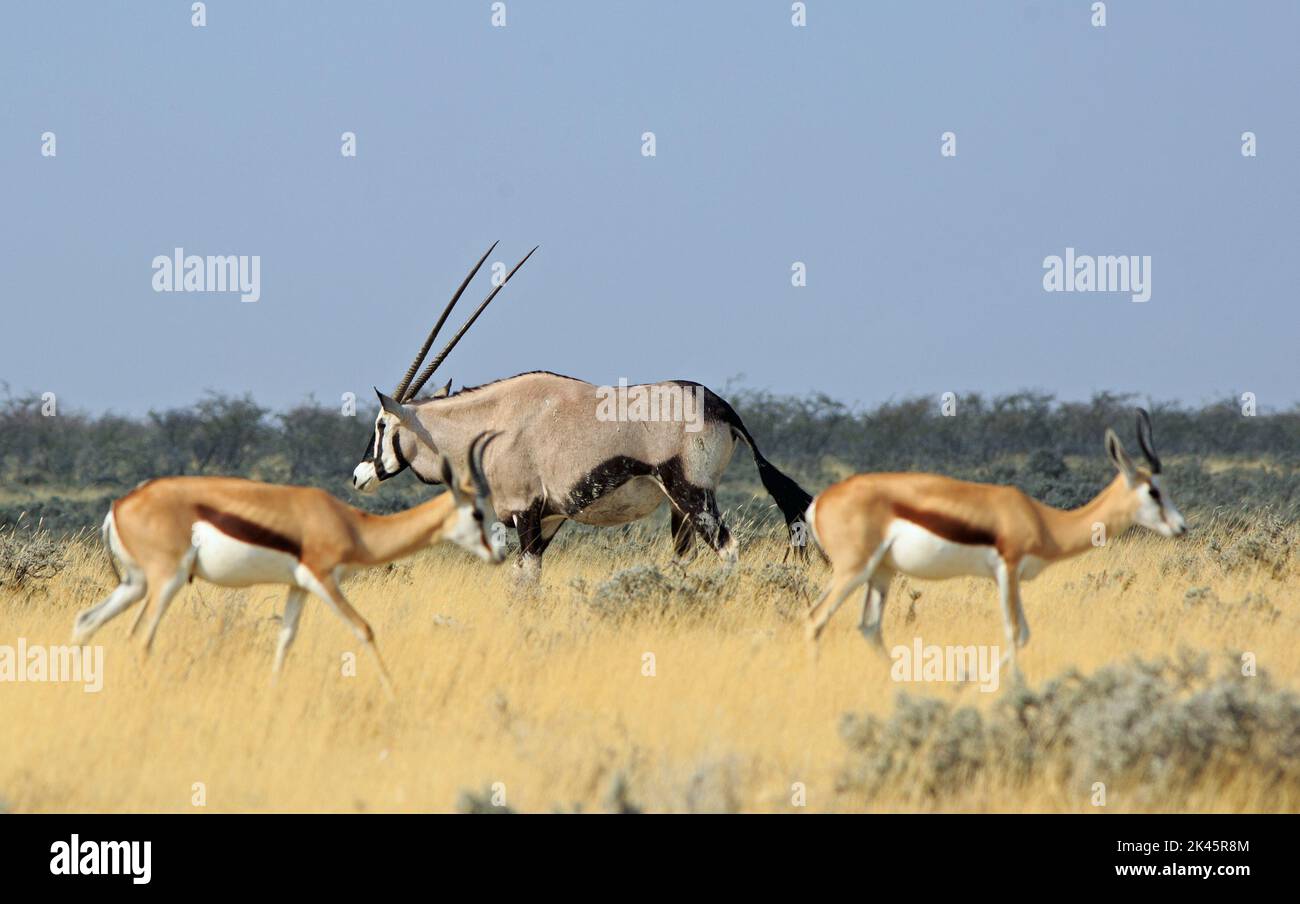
xmin=191 ymin=521 xmax=299 ymax=587
xmin=884 ymin=518 xmax=1001 ymax=580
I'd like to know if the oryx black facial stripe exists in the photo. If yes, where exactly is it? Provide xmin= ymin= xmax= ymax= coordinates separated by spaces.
xmin=367 ymin=420 xmax=412 ymax=482
xmin=390 ymin=428 xmax=413 ymax=479
xmin=371 ymin=421 xmax=390 ymax=477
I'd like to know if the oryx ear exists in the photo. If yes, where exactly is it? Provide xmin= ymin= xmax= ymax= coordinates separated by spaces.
xmin=375 ymin=387 xmax=405 ymax=420
xmin=432 ymin=378 xmax=453 ymax=399
xmin=1105 ymin=428 xmax=1138 ymax=485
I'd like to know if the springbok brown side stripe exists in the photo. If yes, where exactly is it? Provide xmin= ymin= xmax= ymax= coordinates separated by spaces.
xmin=892 ymin=502 xmax=998 ymax=549
xmin=196 ymin=505 xmax=302 ymax=558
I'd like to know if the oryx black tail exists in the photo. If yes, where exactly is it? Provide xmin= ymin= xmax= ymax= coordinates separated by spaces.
xmin=704 ymin=390 xmax=815 ymax=559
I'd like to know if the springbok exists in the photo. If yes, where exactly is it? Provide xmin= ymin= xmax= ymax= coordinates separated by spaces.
xmin=803 ymin=410 xmax=1187 ymax=671
xmin=71 ymin=434 xmax=502 ymax=693
xmin=353 ymin=245 xmax=814 ymax=575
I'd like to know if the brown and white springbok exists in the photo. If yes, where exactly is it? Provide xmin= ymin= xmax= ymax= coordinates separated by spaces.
xmin=71 ymin=433 xmax=503 ymax=693
xmin=803 ymin=410 xmax=1187 ymax=672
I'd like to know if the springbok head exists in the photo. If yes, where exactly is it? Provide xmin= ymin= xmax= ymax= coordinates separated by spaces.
xmin=432 ymin=430 xmax=505 ymax=563
xmin=1104 ymin=408 xmax=1188 ymax=538
xmin=351 ymin=241 xmax=536 ymax=493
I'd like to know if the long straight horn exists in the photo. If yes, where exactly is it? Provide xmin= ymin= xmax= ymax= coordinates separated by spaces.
xmin=1135 ymin=408 xmax=1162 ymax=474
xmin=393 ymin=242 xmax=498 ymax=400
xmin=404 ymin=246 xmax=539 ymax=400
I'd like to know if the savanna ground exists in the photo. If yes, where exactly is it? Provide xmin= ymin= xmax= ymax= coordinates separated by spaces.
xmin=1 ymin=502 xmax=1297 ymax=814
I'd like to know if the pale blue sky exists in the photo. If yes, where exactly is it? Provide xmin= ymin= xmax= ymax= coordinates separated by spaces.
xmin=2 ymin=1 xmax=1296 ymax=415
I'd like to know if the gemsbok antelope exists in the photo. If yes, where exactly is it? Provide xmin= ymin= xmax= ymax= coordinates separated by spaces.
xmin=353 ymin=244 xmax=814 ymax=576
xmin=71 ymin=434 xmax=503 ymax=693
xmin=804 ymin=410 xmax=1187 ymax=672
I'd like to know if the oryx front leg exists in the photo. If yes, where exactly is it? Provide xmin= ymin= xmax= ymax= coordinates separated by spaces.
xmin=511 ymin=509 xmax=558 ymax=581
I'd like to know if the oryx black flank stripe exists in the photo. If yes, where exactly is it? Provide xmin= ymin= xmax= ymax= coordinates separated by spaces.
xmin=369 ymin=420 xmax=414 ymax=482
xmin=563 ymin=455 xmax=656 ymax=515
xmin=196 ymin=505 xmax=302 ymax=558
xmin=891 ymin=502 xmax=998 ymax=550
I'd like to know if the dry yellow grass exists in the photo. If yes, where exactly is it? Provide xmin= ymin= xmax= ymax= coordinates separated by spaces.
xmin=0 ymin=515 xmax=1296 ymax=813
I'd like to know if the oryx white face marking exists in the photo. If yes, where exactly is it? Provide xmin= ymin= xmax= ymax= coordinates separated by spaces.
xmin=352 ymin=459 xmax=378 ymax=492
xmin=353 ymin=410 xmax=406 ymax=492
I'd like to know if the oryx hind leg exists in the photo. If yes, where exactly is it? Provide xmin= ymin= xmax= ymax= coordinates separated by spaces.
xmin=669 ymin=508 xmax=694 ymax=560
xmin=659 ymin=471 xmax=735 ymax=564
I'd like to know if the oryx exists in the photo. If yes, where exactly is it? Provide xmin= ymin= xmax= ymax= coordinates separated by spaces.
xmin=352 ymin=245 xmax=814 ymax=576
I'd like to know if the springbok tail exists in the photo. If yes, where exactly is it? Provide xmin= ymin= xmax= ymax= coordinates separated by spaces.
xmin=101 ymin=509 xmax=122 ymax=583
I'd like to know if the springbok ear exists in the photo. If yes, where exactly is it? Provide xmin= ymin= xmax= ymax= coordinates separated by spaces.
xmin=432 ymin=378 xmax=453 ymax=399
xmin=1105 ymin=428 xmax=1138 ymax=485
xmin=375 ymin=388 xmax=405 ymax=420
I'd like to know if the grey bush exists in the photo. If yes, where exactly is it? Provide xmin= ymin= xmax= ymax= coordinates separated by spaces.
xmin=0 ymin=520 xmax=68 ymax=591
xmin=838 ymin=653 xmax=1300 ymax=807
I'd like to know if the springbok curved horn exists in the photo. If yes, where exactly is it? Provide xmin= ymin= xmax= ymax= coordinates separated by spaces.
xmin=467 ymin=431 xmax=500 ymax=496
xmin=404 ymin=246 xmax=539 ymax=400
xmin=393 ymin=242 xmax=498 ymax=400
xmin=1135 ymin=408 xmax=1162 ymax=474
